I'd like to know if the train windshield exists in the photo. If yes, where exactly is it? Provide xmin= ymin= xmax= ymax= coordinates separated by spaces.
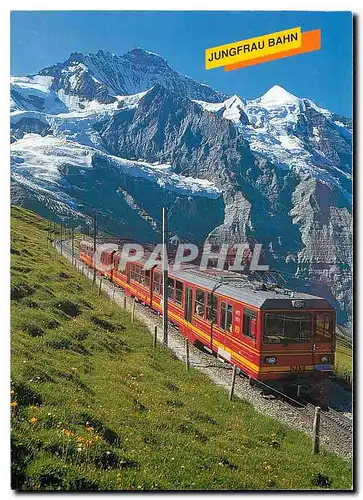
xmin=264 ymin=312 xmax=312 ymax=344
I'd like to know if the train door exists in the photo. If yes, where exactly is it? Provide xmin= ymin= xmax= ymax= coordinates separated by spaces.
xmin=218 ymin=299 xmax=233 ymax=361
xmin=184 ymin=286 xmax=193 ymax=323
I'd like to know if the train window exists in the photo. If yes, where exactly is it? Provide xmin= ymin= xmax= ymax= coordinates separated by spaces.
xmin=206 ymin=293 xmax=218 ymax=322
xmin=136 ymin=266 xmax=142 ymax=283
xmin=264 ymin=312 xmax=312 ymax=344
xmin=175 ymin=280 xmax=183 ymax=306
xmin=115 ymin=257 xmax=125 ymax=274
xmin=130 ymin=264 xmax=135 ymax=281
xmin=143 ymin=269 xmax=150 ymax=287
xmin=243 ymin=308 xmax=257 ymax=339
xmin=195 ymin=289 xmax=205 ymax=318
xmin=316 ymin=313 xmax=333 ymax=340
xmin=220 ymin=302 xmax=233 ymax=332
xmin=119 ymin=260 xmax=126 ymax=275
xmin=220 ymin=302 xmax=226 ymax=329
xmin=168 ymin=278 xmax=175 ymax=301
xmin=153 ymin=273 xmax=161 ymax=294
xmin=131 ymin=265 xmax=142 ymax=283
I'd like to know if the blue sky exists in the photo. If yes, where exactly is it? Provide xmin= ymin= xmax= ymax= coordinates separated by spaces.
xmin=11 ymin=11 xmax=352 ymax=116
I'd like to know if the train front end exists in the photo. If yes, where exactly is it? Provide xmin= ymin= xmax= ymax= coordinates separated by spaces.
xmin=258 ymin=295 xmax=335 ymax=402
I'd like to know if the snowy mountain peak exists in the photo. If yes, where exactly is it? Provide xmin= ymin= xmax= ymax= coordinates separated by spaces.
xmin=224 ymin=94 xmax=245 ymax=107
xmin=125 ymin=47 xmax=166 ymax=62
xmin=32 ymin=48 xmax=225 ymax=107
xmin=258 ymin=85 xmax=300 ymax=107
xmin=68 ymin=52 xmax=85 ymax=63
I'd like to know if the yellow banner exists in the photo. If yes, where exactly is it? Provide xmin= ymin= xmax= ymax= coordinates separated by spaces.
xmin=205 ymin=27 xmax=302 ymax=70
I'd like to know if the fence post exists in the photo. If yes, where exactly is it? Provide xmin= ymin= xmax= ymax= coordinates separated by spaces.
xmin=229 ymin=365 xmax=237 ymax=401
xmin=112 ymin=288 xmax=115 ymax=301
xmin=153 ymin=326 xmax=158 ymax=348
xmin=313 ymin=406 xmax=321 ymax=454
xmin=131 ymin=298 xmax=135 ymax=322
xmin=185 ymin=338 xmax=190 ymax=371
xmin=123 ymin=295 xmax=127 ymax=310
xmin=98 ymin=278 xmax=102 ymax=295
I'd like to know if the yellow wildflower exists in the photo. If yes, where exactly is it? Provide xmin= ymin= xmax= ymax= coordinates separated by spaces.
xmin=62 ymin=429 xmax=74 ymax=437
xmin=10 ymin=390 xmax=14 ymax=395
xmin=29 ymin=417 xmax=37 ymax=425
xmin=10 ymin=401 xmax=18 ymax=408
xmin=77 ymin=436 xmax=85 ymax=442
xmin=86 ymin=426 xmax=95 ymax=432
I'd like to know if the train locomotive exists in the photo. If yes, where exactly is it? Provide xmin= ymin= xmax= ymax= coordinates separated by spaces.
xmin=79 ymin=240 xmax=335 ymax=402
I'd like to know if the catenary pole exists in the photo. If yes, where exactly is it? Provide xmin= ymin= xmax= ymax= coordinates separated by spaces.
xmin=60 ymin=222 xmax=63 ymax=256
xmin=71 ymin=226 xmax=75 ymax=267
xmin=93 ymin=212 xmax=97 ymax=284
xmin=162 ymin=207 xmax=168 ymax=345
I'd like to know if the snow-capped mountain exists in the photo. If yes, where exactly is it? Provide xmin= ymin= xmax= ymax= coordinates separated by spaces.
xmin=194 ymin=85 xmax=352 ymax=200
xmin=11 ymin=49 xmax=225 ymax=114
xmin=10 ymin=49 xmax=352 ymax=326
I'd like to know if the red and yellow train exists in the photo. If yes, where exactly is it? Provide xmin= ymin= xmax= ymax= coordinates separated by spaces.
xmin=79 ymin=240 xmax=335 ymax=396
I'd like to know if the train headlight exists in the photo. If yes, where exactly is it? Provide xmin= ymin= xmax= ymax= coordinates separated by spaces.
xmin=321 ymin=355 xmax=330 ymax=363
xmin=264 ymin=356 xmax=277 ymax=364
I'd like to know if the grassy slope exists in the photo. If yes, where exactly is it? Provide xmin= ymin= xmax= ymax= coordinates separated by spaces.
xmin=10 ymin=206 xmax=352 ymax=491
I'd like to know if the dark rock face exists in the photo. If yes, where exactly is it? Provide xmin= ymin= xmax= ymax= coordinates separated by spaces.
xmin=11 ymin=117 xmax=52 ymax=142
xmin=10 ymin=49 xmax=352 ymax=326
xmin=96 ymin=85 xmax=257 ymax=244
xmin=293 ymin=102 xmax=352 ymax=175
xmin=60 ymin=152 xmax=224 ymax=244
xmin=11 ymin=89 xmax=45 ymax=112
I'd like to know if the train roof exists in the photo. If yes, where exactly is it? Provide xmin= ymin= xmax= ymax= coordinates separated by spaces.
xmin=168 ymin=267 xmax=334 ymax=311
xmin=90 ymin=244 xmax=334 ymax=311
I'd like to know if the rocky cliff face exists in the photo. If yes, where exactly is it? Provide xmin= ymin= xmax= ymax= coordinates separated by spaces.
xmin=10 ymin=49 xmax=352 ymax=326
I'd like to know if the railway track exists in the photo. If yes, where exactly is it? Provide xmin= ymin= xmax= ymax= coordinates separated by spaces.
xmin=322 ymin=407 xmax=353 ymax=437
xmin=247 ymin=378 xmax=353 ymax=445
